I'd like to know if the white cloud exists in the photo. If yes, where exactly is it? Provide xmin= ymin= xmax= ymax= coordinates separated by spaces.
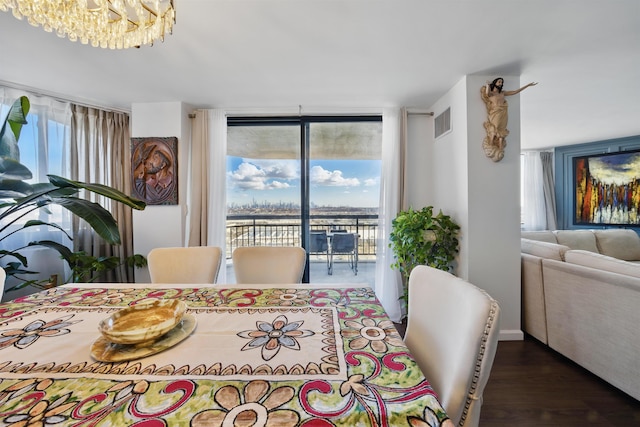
xmin=270 ymin=180 xmax=291 ymax=189
xmin=249 ymin=159 xmax=298 ymax=179
xmin=310 ymin=165 xmax=360 ymax=187
xmin=229 ymin=160 xmax=296 ymax=190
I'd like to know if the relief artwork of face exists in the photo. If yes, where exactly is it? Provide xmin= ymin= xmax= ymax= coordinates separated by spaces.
xmin=145 ymin=150 xmax=168 ymax=174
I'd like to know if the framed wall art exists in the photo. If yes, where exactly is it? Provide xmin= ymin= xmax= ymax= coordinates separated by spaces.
xmin=131 ymin=137 xmax=178 ymax=205
xmin=574 ymin=149 xmax=640 ymax=225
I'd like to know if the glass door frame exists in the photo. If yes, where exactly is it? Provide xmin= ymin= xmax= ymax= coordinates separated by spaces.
xmin=227 ymin=115 xmax=382 ymax=282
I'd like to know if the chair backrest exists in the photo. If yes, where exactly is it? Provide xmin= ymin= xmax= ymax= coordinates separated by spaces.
xmin=331 ymin=233 xmax=355 ymax=252
xmin=309 ymin=231 xmax=328 ymax=253
xmin=0 ymin=267 xmax=5 ymax=301
xmin=148 ymin=246 xmax=223 ymax=284
xmin=404 ymin=265 xmax=501 ymax=427
xmin=232 ymin=246 xmax=306 ymax=284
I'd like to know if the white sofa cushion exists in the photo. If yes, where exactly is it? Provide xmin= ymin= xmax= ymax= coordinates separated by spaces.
xmin=554 ymin=230 xmax=599 ymax=253
xmin=521 ymin=239 xmax=570 ymax=261
xmin=564 ymin=250 xmax=640 ymax=279
xmin=593 ymin=229 xmax=640 ymax=261
xmin=521 ymin=231 xmax=557 ymax=244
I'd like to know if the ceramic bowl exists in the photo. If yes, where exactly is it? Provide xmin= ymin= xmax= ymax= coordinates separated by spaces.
xmin=98 ymin=299 xmax=187 ymax=345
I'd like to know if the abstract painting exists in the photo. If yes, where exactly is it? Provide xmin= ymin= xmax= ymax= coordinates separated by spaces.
xmin=574 ymin=149 xmax=640 ymax=225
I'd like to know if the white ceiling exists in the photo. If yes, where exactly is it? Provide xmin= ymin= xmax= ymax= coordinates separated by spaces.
xmin=1 ymin=0 xmax=639 ymax=151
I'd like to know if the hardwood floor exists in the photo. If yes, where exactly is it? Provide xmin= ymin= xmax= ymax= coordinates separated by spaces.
xmin=393 ymin=321 xmax=640 ymax=426
xmin=480 ymin=336 xmax=640 ymax=426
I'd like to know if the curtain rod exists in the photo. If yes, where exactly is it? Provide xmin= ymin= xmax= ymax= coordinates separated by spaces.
xmin=0 ymin=80 xmax=131 ymax=114
xmin=406 ymin=108 xmax=434 ymax=116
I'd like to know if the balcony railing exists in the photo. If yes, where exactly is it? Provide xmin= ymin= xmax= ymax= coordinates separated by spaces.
xmin=226 ymin=214 xmax=379 ymax=259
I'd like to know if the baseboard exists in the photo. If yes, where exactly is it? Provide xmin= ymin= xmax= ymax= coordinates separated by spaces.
xmin=499 ymin=329 xmax=524 ymax=341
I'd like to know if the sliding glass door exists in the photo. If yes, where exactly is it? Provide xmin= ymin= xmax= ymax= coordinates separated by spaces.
xmin=226 ymin=116 xmax=382 ymax=284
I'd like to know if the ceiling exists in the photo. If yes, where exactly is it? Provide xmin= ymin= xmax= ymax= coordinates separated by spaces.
xmin=1 ymin=0 xmax=639 ymax=151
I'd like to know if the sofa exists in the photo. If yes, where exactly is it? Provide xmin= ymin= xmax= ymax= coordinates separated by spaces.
xmin=521 ymin=228 xmax=640 ymax=401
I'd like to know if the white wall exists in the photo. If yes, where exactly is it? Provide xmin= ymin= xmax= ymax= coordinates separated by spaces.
xmin=406 ymin=75 xmax=523 ymax=340
xmin=133 ymin=87 xmax=523 ymax=339
xmin=131 ymin=102 xmax=192 ymax=282
xmin=428 ymin=78 xmax=470 ymax=278
xmin=406 ymin=113 xmax=434 ymax=208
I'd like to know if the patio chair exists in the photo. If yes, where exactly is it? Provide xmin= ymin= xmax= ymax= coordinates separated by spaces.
xmin=309 ymin=230 xmax=330 ymax=274
xmin=329 ymin=232 xmax=358 ymax=275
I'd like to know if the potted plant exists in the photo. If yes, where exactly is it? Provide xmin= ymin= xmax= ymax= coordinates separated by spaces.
xmin=389 ymin=206 xmax=460 ymax=307
xmin=65 ymin=251 xmax=147 ymax=284
xmin=0 ymin=95 xmax=146 ymax=290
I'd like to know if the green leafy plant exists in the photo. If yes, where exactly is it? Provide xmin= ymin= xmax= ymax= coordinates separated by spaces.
xmin=66 ymin=251 xmax=147 ymax=284
xmin=0 ymin=96 xmax=146 ymax=290
xmin=389 ymin=206 xmax=460 ymax=306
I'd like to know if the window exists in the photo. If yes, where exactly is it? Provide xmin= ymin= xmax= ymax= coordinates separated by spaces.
xmin=226 ymin=116 xmax=382 ymax=283
xmin=0 ymin=90 xmax=72 ymax=286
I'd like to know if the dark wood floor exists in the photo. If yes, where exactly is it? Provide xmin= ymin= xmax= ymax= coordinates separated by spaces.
xmin=480 ymin=336 xmax=640 ymax=426
xmin=394 ymin=322 xmax=640 ymax=426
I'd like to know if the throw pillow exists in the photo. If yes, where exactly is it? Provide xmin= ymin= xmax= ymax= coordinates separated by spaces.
xmin=521 ymin=231 xmax=557 ymax=244
xmin=593 ymin=229 xmax=640 ymax=261
xmin=554 ymin=230 xmax=599 ymax=253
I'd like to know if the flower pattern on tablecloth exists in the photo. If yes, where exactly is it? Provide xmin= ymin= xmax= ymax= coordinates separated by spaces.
xmin=267 ymin=289 xmax=311 ymax=306
xmin=0 ymin=377 xmax=77 ymax=427
xmin=340 ymin=318 xmax=404 ymax=353
xmin=0 ymin=287 xmax=451 ymax=426
xmin=0 ymin=314 xmax=81 ymax=350
xmin=3 ymin=392 xmax=77 ymax=426
xmin=408 ymin=407 xmax=449 ymax=427
xmin=191 ymin=379 xmax=298 ymax=427
xmin=238 ymin=314 xmax=314 ymax=361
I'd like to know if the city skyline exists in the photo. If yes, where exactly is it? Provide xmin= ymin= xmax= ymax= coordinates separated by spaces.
xmin=227 ymin=157 xmax=381 ymax=208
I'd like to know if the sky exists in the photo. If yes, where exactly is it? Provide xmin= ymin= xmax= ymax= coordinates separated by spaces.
xmin=227 ymin=157 xmax=381 ymax=208
xmin=7 ymin=112 xmax=67 ymax=182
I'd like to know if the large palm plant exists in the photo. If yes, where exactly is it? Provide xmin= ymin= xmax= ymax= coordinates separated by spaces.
xmin=0 ymin=96 xmax=146 ymax=289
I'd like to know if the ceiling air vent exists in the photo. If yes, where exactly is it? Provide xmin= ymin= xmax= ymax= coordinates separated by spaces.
xmin=434 ymin=107 xmax=451 ymax=139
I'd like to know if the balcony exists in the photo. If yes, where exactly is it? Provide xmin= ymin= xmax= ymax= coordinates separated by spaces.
xmin=225 ymin=213 xmax=378 ymax=286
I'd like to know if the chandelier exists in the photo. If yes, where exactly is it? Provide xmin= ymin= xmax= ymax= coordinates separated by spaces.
xmin=0 ymin=0 xmax=175 ymax=49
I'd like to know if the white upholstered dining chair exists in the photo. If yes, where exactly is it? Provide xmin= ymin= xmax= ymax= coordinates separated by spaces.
xmin=232 ymin=246 xmax=306 ymax=284
xmin=147 ymin=246 xmax=223 ymax=284
xmin=404 ymin=265 xmax=501 ymax=427
xmin=0 ymin=267 xmax=5 ymax=301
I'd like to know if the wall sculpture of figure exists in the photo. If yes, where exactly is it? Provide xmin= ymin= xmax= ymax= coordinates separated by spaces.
xmin=481 ymin=77 xmax=537 ymax=162
xmin=131 ymin=137 xmax=178 ymax=205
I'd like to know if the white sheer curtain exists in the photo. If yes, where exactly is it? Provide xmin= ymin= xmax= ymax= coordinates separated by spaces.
xmin=207 ymin=110 xmax=228 ymax=284
xmin=522 ymin=151 xmax=547 ymax=230
xmin=375 ymin=107 xmax=403 ymax=322
xmin=0 ymin=87 xmax=72 ymax=285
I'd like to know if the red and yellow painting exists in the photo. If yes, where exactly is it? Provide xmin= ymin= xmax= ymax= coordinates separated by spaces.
xmin=574 ymin=150 xmax=640 ymax=225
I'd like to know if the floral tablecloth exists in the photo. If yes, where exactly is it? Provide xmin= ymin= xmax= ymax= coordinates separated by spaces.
xmin=0 ymin=285 xmax=451 ymax=426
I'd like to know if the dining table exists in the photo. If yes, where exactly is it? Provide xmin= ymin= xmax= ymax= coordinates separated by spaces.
xmin=0 ymin=282 xmax=453 ymax=426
